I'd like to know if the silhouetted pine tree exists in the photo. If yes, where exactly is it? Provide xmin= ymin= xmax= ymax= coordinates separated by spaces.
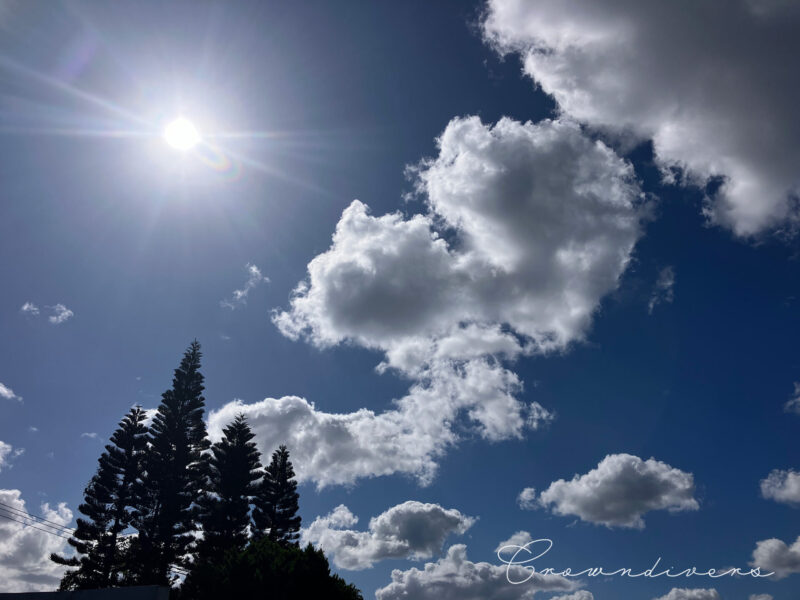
xmin=130 ymin=340 xmax=210 ymax=585
xmin=50 ymin=406 xmax=148 ymax=590
xmin=252 ymin=445 xmax=301 ymax=545
xmin=182 ymin=414 xmax=262 ymax=596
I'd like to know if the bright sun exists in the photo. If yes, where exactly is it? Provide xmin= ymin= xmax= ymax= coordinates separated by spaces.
xmin=164 ymin=117 xmax=201 ymax=150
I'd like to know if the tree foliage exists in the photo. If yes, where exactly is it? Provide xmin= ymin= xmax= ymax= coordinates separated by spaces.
xmin=130 ymin=340 xmax=210 ymax=585
xmin=182 ymin=414 xmax=262 ymax=597
xmin=50 ymin=340 xmax=361 ymax=598
xmin=181 ymin=537 xmax=362 ymax=600
xmin=253 ymin=445 xmax=301 ymax=545
xmin=51 ymin=406 xmax=148 ymax=590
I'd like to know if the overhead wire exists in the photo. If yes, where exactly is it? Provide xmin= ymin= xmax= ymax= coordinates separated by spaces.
xmin=0 ymin=501 xmax=191 ymax=576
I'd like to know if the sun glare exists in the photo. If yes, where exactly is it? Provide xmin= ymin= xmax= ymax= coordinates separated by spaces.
xmin=164 ymin=117 xmax=200 ymax=150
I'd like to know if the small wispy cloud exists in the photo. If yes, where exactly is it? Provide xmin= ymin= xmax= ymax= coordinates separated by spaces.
xmin=0 ymin=442 xmax=24 ymax=472
xmin=785 ymin=383 xmax=800 ymax=415
xmin=20 ymin=302 xmax=40 ymax=316
xmin=48 ymin=304 xmax=74 ymax=324
xmin=517 ymin=487 xmax=537 ymax=510
xmin=80 ymin=432 xmax=99 ymax=440
xmin=220 ymin=263 xmax=269 ymax=310
xmin=28 ymin=426 xmax=38 ymax=433
xmin=20 ymin=301 xmax=74 ymax=324
xmin=648 ymin=266 xmax=676 ymax=314
xmin=0 ymin=382 xmax=22 ymax=402
xmin=0 ymin=441 xmax=12 ymax=472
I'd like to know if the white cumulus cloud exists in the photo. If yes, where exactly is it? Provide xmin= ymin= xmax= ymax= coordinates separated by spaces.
xmin=483 ymin=0 xmax=800 ymax=236
xmin=207 ymin=357 xmax=544 ymax=488
xmin=301 ymin=501 xmax=475 ymax=570
xmin=760 ymin=469 xmax=800 ymax=506
xmin=528 ymin=453 xmax=699 ymax=528
xmin=375 ymin=543 xmax=576 ymax=600
xmin=0 ymin=489 xmax=72 ymax=592
xmin=253 ymin=116 xmax=643 ymax=487
xmin=750 ymin=535 xmax=800 ymax=579
xmin=517 ymin=488 xmax=537 ymax=510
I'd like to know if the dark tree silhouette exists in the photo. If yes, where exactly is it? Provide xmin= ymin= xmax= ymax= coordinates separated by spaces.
xmin=51 ymin=406 xmax=148 ymax=590
xmin=253 ymin=445 xmax=301 ymax=545
xmin=182 ymin=414 xmax=262 ymax=597
xmin=181 ymin=537 xmax=362 ymax=600
xmin=130 ymin=340 xmax=210 ymax=585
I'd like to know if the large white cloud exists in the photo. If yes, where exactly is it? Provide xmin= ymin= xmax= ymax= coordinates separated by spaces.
xmin=750 ymin=535 xmax=800 ymax=579
xmin=652 ymin=589 xmax=720 ymax=600
xmin=760 ymin=469 xmax=800 ymax=506
xmin=375 ymin=543 xmax=576 ymax=600
xmin=526 ymin=453 xmax=699 ymax=528
xmin=301 ymin=501 xmax=475 ymax=570
xmin=483 ymin=0 xmax=800 ymax=236
xmin=250 ymin=116 xmax=643 ymax=486
xmin=207 ymin=356 xmax=548 ymax=488
xmin=0 ymin=489 xmax=72 ymax=592
xmin=275 ymin=117 xmax=643 ymax=357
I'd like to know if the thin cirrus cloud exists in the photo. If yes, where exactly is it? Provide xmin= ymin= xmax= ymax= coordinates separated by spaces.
xmin=220 ymin=263 xmax=269 ymax=310
xmin=19 ymin=302 xmax=73 ymax=324
xmin=300 ymin=501 xmax=475 ymax=570
xmin=214 ymin=116 xmax=645 ymax=487
xmin=375 ymin=542 xmax=576 ymax=600
xmin=784 ymin=383 xmax=800 ymax=415
xmin=521 ymin=453 xmax=699 ymax=529
xmin=483 ymin=0 xmax=800 ymax=237
xmin=0 ymin=489 xmax=72 ymax=592
xmin=648 ymin=266 xmax=676 ymax=314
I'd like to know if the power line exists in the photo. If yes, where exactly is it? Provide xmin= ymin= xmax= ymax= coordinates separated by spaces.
xmin=0 ymin=500 xmax=75 ymax=535
xmin=0 ymin=510 xmax=73 ymax=540
xmin=0 ymin=503 xmax=190 ymax=576
xmin=0 ymin=513 xmax=189 ymax=576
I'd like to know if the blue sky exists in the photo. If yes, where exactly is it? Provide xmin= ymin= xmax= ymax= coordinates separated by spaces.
xmin=1 ymin=1 xmax=799 ymax=598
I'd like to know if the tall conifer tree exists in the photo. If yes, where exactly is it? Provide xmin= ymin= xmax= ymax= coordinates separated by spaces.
xmin=131 ymin=340 xmax=210 ymax=585
xmin=182 ymin=414 xmax=262 ymax=597
xmin=252 ymin=445 xmax=301 ymax=545
xmin=51 ymin=406 xmax=148 ymax=590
